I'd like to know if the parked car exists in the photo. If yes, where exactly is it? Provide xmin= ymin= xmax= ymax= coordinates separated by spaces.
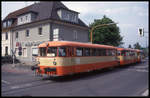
xmin=2 ymin=55 xmax=20 ymax=64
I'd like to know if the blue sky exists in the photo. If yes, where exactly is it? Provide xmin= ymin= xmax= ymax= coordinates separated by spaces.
xmin=1 ymin=1 xmax=149 ymax=48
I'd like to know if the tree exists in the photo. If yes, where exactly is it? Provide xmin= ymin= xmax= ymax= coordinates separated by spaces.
xmin=128 ymin=44 xmax=132 ymax=48
xmin=89 ymin=15 xmax=123 ymax=46
xmin=134 ymin=42 xmax=141 ymax=49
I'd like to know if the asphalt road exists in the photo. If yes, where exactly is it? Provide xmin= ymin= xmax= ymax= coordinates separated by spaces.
xmin=1 ymin=59 xmax=149 ymax=96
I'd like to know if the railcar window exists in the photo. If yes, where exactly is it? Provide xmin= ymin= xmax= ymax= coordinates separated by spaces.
xmin=107 ymin=49 xmax=112 ymax=56
xmin=126 ymin=51 xmax=128 ymax=56
xmin=121 ymin=50 xmax=126 ymax=56
xmin=135 ymin=52 xmax=137 ymax=56
xmin=84 ymin=48 xmax=90 ymax=56
xmin=47 ymin=47 xmax=57 ymax=57
xmin=117 ymin=51 xmax=121 ymax=56
xmin=101 ymin=49 xmax=106 ymax=56
xmin=58 ymin=47 xmax=66 ymax=57
xmin=97 ymin=49 xmax=101 ymax=56
xmin=130 ymin=51 xmax=135 ymax=56
xmin=39 ymin=47 xmax=46 ymax=56
xmin=76 ymin=48 xmax=83 ymax=56
xmin=91 ymin=48 xmax=97 ymax=56
xmin=97 ymin=49 xmax=100 ymax=56
xmin=112 ymin=50 xmax=116 ymax=56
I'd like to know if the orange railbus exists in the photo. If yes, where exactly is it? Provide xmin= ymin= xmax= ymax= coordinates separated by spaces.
xmin=32 ymin=41 xmax=119 ymax=77
xmin=117 ymin=48 xmax=139 ymax=65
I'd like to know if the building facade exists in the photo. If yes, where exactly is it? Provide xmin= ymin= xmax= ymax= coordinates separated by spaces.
xmin=2 ymin=1 xmax=89 ymax=63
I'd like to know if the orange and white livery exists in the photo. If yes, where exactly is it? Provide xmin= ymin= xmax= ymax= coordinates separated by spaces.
xmin=33 ymin=41 xmax=119 ymax=76
xmin=31 ymin=41 xmax=143 ymax=77
xmin=117 ymin=48 xmax=141 ymax=65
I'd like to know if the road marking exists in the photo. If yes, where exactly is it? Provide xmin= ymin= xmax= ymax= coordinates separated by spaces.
xmin=127 ymin=69 xmax=148 ymax=73
xmin=10 ymin=81 xmax=51 ymax=90
xmin=134 ymin=65 xmax=149 ymax=69
xmin=142 ymin=89 xmax=149 ymax=96
xmin=2 ymin=80 xmax=10 ymax=84
xmin=10 ymin=83 xmax=32 ymax=89
xmin=136 ymin=69 xmax=148 ymax=73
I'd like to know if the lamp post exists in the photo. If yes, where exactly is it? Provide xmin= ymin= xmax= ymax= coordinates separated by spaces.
xmin=90 ymin=22 xmax=118 ymax=43
xmin=143 ymin=31 xmax=148 ymax=57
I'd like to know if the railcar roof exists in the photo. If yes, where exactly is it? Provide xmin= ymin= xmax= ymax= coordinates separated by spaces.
xmin=38 ymin=41 xmax=117 ymax=49
xmin=117 ymin=48 xmax=140 ymax=52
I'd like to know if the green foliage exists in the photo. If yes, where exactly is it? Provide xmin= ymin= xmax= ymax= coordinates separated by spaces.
xmin=128 ymin=44 xmax=132 ymax=48
xmin=134 ymin=42 xmax=141 ymax=49
xmin=89 ymin=15 xmax=123 ymax=46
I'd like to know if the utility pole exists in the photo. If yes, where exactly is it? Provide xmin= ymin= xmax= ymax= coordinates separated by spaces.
xmin=144 ymin=31 xmax=148 ymax=57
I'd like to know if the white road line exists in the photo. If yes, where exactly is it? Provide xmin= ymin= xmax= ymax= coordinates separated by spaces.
xmin=136 ymin=69 xmax=148 ymax=73
xmin=2 ymin=80 xmax=10 ymax=84
xmin=142 ymin=89 xmax=149 ymax=96
xmin=10 ymin=83 xmax=32 ymax=89
xmin=127 ymin=69 xmax=148 ymax=73
xmin=10 ymin=81 xmax=51 ymax=90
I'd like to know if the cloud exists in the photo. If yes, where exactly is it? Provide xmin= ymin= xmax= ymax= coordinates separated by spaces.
xmin=118 ymin=23 xmax=135 ymax=28
xmin=132 ymin=6 xmax=148 ymax=16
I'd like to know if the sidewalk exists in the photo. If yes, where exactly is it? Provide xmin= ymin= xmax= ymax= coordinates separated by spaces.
xmin=2 ymin=63 xmax=33 ymax=74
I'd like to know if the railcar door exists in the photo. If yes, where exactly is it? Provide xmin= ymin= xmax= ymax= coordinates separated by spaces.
xmin=68 ymin=47 xmax=75 ymax=74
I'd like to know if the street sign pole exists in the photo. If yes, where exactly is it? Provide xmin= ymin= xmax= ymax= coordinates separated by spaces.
xmin=11 ymin=49 xmax=16 ymax=67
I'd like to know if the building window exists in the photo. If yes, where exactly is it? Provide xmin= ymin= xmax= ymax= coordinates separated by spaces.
xmin=3 ymin=22 xmax=7 ymax=28
xmin=38 ymin=27 xmax=42 ymax=35
xmin=20 ymin=17 xmax=23 ymax=22
xmin=64 ymin=11 xmax=70 ymax=21
xmin=26 ymin=30 xmax=29 ymax=37
xmin=26 ymin=15 xmax=28 ymax=20
xmin=7 ymin=20 xmax=12 ymax=27
xmin=6 ymin=32 xmax=8 ymax=40
xmin=32 ymin=48 xmax=38 ymax=56
xmin=53 ymin=28 xmax=59 ymax=41
xmin=16 ymin=32 xmax=18 ymax=39
xmin=23 ymin=48 xmax=27 ymax=57
xmin=74 ymin=30 xmax=77 ymax=40
xmin=5 ymin=46 xmax=8 ymax=56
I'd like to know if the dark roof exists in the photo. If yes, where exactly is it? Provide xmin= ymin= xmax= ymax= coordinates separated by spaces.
xmin=3 ymin=1 xmax=88 ymax=28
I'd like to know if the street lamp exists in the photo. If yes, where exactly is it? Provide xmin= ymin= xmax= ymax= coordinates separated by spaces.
xmin=90 ymin=22 xmax=118 ymax=43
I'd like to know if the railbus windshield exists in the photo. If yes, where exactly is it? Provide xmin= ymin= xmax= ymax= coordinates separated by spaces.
xmin=39 ymin=47 xmax=46 ymax=56
xmin=47 ymin=47 xmax=57 ymax=57
xmin=38 ymin=47 xmax=67 ymax=57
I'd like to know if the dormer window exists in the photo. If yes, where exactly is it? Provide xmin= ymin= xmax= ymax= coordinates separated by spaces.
xmin=3 ymin=22 xmax=7 ymax=28
xmin=3 ymin=19 xmax=13 ymax=28
xmin=7 ymin=20 xmax=12 ymax=27
xmin=20 ymin=17 xmax=23 ymax=22
xmin=17 ymin=11 xmax=38 ymax=25
xmin=26 ymin=15 xmax=28 ymax=20
xmin=57 ymin=8 xmax=79 ymax=23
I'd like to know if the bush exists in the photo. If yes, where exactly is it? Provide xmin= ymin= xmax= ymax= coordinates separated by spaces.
xmin=2 ymin=55 xmax=20 ymax=64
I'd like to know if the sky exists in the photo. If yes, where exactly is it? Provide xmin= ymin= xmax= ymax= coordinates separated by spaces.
xmin=1 ymin=1 xmax=149 ymax=48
